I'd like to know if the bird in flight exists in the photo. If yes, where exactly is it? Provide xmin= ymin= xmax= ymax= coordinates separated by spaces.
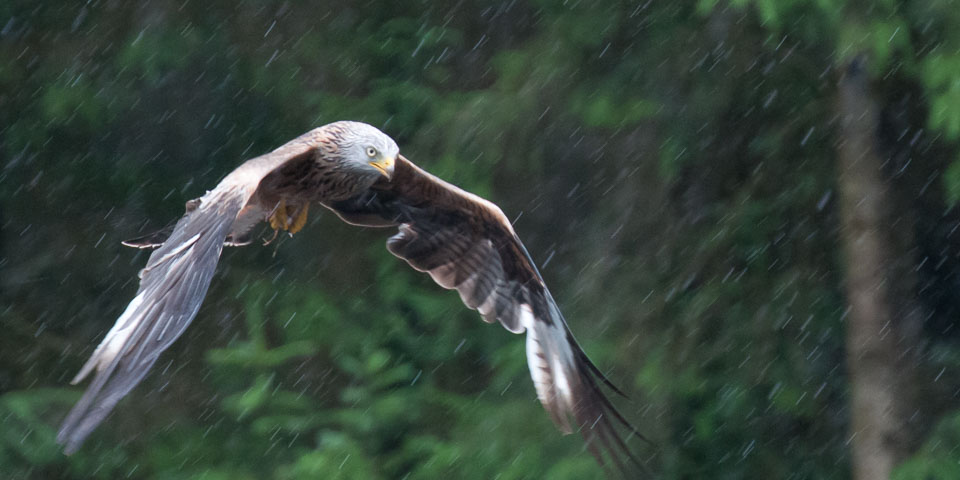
xmin=58 ymin=121 xmax=644 ymax=474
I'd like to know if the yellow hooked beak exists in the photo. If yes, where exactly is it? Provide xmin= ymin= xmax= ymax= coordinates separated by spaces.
xmin=369 ymin=155 xmax=395 ymax=180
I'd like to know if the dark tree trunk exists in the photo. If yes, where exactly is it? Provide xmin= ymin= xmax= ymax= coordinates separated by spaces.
xmin=835 ymin=57 xmax=922 ymax=480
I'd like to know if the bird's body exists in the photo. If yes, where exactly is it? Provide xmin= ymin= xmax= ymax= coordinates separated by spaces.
xmin=58 ymin=121 xmax=643 ymax=476
xmin=122 ymin=122 xmax=398 ymax=249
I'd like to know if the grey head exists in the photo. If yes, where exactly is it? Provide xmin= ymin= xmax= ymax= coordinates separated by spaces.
xmin=322 ymin=121 xmax=399 ymax=182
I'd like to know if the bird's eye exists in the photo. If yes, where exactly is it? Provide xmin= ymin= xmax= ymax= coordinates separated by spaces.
xmin=366 ymin=147 xmax=378 ymax=157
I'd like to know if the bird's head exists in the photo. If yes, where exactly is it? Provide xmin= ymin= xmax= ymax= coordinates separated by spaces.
xmin=331 ymin=121 xmax=399 ymax=181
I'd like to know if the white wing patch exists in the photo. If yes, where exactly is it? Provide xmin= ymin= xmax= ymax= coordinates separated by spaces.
xmin=522 ymin=304 xmax=577 ymax=433
xmin=70 ymin=291 xmax=146 ymax=384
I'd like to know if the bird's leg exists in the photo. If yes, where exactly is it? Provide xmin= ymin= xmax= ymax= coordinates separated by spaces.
xmin=264 ymin=199 xmax=309 ymax=244
xmin=263 ymin=199 xmax=287 ymax=246
xmin=263 ymin=228 xmax=280 ymax=246
xmin=268 ymin=199 xmax=289 ymax=231
xmin=287 ymin=203 xmax=309 ymax=234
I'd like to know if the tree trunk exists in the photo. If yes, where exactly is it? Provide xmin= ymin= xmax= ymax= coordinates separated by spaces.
xmin=835 ymin=57 xmax=921 ymax=480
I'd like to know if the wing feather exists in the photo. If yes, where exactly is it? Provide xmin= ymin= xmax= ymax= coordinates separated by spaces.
xmin=57 ymin=188 xmax=244 ymax=454
xmin=324 ymin=156 xmax=647 ymax=475
xmin=59 ymin=137 xmax=321 ymax=454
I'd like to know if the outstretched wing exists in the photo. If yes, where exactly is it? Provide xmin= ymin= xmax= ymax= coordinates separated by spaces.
xmin=57 ymin=190 xmax=244 ymax=453
xmin=325 ymin=156 xmax=646 ymax=475
xmin=58 ymin=139 xmax=319 ymax=454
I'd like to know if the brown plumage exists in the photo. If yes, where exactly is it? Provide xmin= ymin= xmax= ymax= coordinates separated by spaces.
xmin=58 ymin=121 xmax=397 ymax=453
xmin=328 ymin=156 xmax=646 ymax=475
xmin=59 ymin=122 xmax=644 ymax=476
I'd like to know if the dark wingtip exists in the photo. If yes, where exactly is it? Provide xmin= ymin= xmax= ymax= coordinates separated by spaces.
xmin=577 ymin=348 xmax=630 ymax=399
xmin=574 ymin=346 xmax=659 ymax=477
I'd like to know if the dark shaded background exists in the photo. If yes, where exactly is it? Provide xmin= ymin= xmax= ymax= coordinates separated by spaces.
xmin=3 ymin=1 xmax=960 ymax=478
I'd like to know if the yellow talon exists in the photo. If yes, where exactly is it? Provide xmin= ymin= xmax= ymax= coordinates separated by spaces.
xmin=268 ymin=200 xmax=309 ymax=236
xmin=269 ymin=199 xmax=288 ymax=231
xmin=288 ymin=204 xmax=309 ymax=234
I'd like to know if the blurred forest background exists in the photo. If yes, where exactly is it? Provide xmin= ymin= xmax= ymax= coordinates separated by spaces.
xmin=4 ymin=0 xmax=960 ymax=478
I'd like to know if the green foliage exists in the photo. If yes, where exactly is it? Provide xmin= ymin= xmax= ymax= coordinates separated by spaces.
xmin=0 ymin=389 xmax=135 ymax=479
xmin=0 ymin=389 xmax=73 ymax=468
xmin=924 ymin=54 xmax=960 ymax=141
xmin=835 ymin=17 xmax=915 ymax=72
xmin=569 ymin=89 xmax=659 ymax=129
xmin=277 ymin=433 xmax=384 ymax=480
xmin=894 ymin=411 xmax=960 ymax=480
xmin=4 ymin=0 xmax=960 ymax=479
xmin=943 ymin=160 xmax=960 ymax=207
xmin=118 ymin=30 xmax=202 ymax=85
xmin=39 ymin=81 xmax=106 ymax=129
